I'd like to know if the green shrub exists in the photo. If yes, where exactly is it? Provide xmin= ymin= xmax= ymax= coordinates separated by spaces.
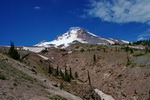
xmin=74 ymin=71 xmax=78 ymax=79
xmin=59 ymin=83 xmax=64 ymax=90
xmin=126 ymin=60 xmax=132 ymax=66
xmin=133 ymin=53 xmax=145 ymax=57
xmin=49 ymin=95 xmax=68 ymax=100
xmin=41 ymin=49 xmax=48 ymax=54
xmin=125 ymin=46 xmax=130 ymax=52
xmin=75 ymin=46 xmax=79 ymax=49
xmin=0 ymin=73 xmax=6 ymax=80
xmin=21 ymin=53 xmax=29 ymax=60
xmin=22 ymin=75 xmax=36 ymax=83
xmin=80 ymin=48 xmax=84 ymax=52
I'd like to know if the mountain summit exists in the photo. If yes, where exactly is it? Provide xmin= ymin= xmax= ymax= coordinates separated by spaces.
xmin=35 ymin=27 xmax=129 ymax=48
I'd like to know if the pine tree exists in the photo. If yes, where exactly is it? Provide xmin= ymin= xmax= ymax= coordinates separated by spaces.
xmin=88 ymin=71 xmax=91 ymax=86
xmin=8 ymin=42 xmax=20 ymax=60
xmin=74 ymin=71 xmax=78 ymax=79
xmin=55 ymin=65 xmax=59 ymax=76
xmin=59 ymin=68 xmax=64 ymax=78
xmin=69 ymin=67 xmax=74 ymax=80
xmin=64 ymin=65 xmax=71 ymax=82
xmin=103 ymin=48 xmax=106 ymax=52
xmin=65 ymin=65 xmax=68 ymax=77
xmin=125 ymin=45 xmax=130 ymax=52
xmin=130 ymin=48 xmax=134 ymax=53
xmin=93 ymin=54 xmax=96 ymax=62
xmin=48 ymin=64 xmax=52 ymax=74
xmin=65 ymin=74 xmax=71 ymax=82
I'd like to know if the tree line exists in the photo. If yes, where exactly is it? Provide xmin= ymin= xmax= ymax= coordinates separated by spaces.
xmin=8 ymin=42 xmax=92 ymax=85
xmin=133 ymin=40 xmax=150 ymax=53
xmin=48 ymin=64 xmax=78 ymax=82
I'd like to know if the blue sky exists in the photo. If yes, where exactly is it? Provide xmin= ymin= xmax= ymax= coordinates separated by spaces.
xmin=0 ymin=0 xmax=150 ymax=46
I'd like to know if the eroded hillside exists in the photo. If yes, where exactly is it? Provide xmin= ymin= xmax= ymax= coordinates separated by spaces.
xmin=0 ymin=43 xmax=150 ymax=100
xmin=39 ymin=43 xmax=150 ymax=100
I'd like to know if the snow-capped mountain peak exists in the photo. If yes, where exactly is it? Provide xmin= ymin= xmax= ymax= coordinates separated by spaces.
xmin=69 ymin=27 xmax=81 ymax=31
xmin=35 ymin=27 xmax=129 ymax=48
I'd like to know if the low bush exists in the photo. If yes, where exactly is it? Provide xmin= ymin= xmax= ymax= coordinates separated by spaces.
xmin=49 ymin=95 xmax=68 ymax=100
xmin=0 ymin=73 xmax=6 ymax=80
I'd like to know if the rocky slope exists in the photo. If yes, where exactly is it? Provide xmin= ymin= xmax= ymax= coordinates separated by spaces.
xmin=0 ymin=46 xmax=101 ymax=100
xmin=38 ymin=43 xmax=150 ymax=100
xmin=1 ymin=43 xmax=150 ymax=100
xmin=0 ymin=52 xmax=83 ymax=100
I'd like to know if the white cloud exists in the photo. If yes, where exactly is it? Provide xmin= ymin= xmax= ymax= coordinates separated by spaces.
xmin=138 ymin=29 xmax=150 ymax=40
xmin=86 ymin=0 xmax=150 ymax=24
xmin=33 ymin=6 xmax=41 ymax=10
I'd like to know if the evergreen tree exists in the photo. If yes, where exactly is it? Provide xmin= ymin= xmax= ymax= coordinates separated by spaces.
xmin=88 ymin=71 xmax=91 ymax=86
xmin=64 ymin=65 xmax=68 ymax=77
xmin=133 ymin=39 xmax=150 ymax=46
xmin=103 ymin=48 xmax=106 ymax=52
xmin=64 ymin=66 xmax=71 ymax=82
xmin=69 ymin=67 xmax=74 ymax=80
xmin=74 ymin=71 xmax=78 ymax=79
xmin=93 ymin=54 xmax=96 ymax=62
xmin=125 ymin=46 xmax=130 ymax=52
xmin=48 ymin=64 xmax=52 ymax=74
xmin=59 ymin=68 xmax=64 ymax=78
xmin=65 ymin=74 xmax=71 ymax=82
xmin=128 ymin=42 xmax=131 ymax=45
xmin=8 ymin=42 xmax=20 ymax=60
xmin=130 ymin=48 xmax=134 ymax=53
xmin=55 ymin=65 xmax=59 ymax=76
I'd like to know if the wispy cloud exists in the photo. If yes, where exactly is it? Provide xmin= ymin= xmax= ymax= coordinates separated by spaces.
xmin=33 ymin=6 xmax=41 ymax=10
xmin=138 ymin=29 xmax=150 ymax=40
xmin=86 ymin=0 xmax=150 ymax=24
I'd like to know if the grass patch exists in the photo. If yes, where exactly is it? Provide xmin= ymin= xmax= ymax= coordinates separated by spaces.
xmin=49 ymin=95 xmax=68 ymax=100
xmin=27 ymin=84 xmax=32 ymax=88
xmin=13 ymin=79 xmax=20 ymax=84
xmin=11 ymin=68 xmax=19 ymax=74
xmin=0 ymin=60 xmax=7 ymax=70
xmin=0 ymin=65 xmax=5 ymax=69
xmin=21 ymin=53 xmax=29 ymax=60
xmin=126 ymin=61 xmax=132 ymax=66
xmin=21 ymin=75 xmax=36 ymax=83
xmin=0 ymin=72 xmax=6 ymax=80
xmin=133 ymin=53 xmax=145 ymax=57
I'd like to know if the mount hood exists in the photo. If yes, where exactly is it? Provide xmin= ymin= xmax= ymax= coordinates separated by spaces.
xmin=35 ymin=27 xmax=129 ymax=48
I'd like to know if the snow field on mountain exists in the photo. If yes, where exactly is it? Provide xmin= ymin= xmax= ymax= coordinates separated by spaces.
xmin=94 ymin=89 xmax=115 ymax=100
